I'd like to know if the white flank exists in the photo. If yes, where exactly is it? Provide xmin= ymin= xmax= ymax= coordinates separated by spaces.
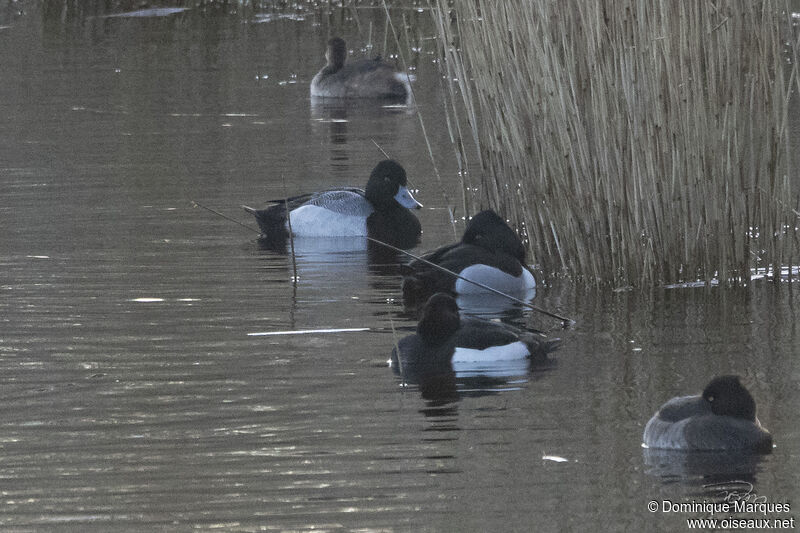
xmin=452 ymin=341 xmax=530 ymax=363
xmin=451 ymin=342 xmax=531 ymax=378
xmin=455 ymin=264 xmax=536 ymax=294
xmin=286 ymin=205 xmax=368 ymax=237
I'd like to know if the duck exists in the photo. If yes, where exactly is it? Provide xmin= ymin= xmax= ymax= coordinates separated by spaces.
xmin=401 ymin=210 xmax=536 ymax=308
xmin=391 ymin=293 xmax=560 ymax=376
xmin=643 ymin=375 xmax=773 ymax=453
xmin=310 ymin=37 xmax=412 ymax=99
xmin=242 ymin=159 xmax=422 ymax=249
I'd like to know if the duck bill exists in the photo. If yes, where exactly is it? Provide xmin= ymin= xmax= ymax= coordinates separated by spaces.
xmin=395 ymin=186 xmax=423 ymax=209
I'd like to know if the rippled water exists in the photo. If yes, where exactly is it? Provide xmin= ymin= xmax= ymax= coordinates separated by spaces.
xmin=1 ymin=3 xmax=798 ymax=531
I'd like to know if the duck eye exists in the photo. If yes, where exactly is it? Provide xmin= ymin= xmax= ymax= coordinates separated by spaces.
xmin=707 ymin=395 xmax=715 ymax=402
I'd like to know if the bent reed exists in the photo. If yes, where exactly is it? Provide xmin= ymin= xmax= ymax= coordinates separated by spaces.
xmin=432 ymin=0 xmax=800 ymax=287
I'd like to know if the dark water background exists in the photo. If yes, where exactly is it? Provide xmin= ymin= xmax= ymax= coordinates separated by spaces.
xmin=1 ymin=3 xmax=798 ymax=531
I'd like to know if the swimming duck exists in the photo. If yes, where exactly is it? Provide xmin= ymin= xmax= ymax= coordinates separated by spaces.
xmin=310 ymin=37 xmax=412 ymax=99
xmin=242 ymin=159 xmax=422 ymax=248
xmin=392 ymin=293 xmax=560 ymax=376
xmin=401 ymin=210 xmax=536 ymax=307
xmin=643 ymin=375 xmax=772 ymax=453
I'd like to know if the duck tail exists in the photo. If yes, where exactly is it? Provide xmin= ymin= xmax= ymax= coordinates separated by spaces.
xmin=542 ymin=338 xmax=562 ymax=353
xmin=242 ymin=205 xmax=258 ymax=215
xmin=525 ymin=337 xmax=562 ymax=361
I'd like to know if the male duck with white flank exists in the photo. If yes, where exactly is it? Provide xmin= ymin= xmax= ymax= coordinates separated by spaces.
xmin=310 ymin=37 xmax=412 ymax=99
xmin=401 ymin=210 xmax=536 ymax=307
xmin=243 ymin=159 xmax=422 ymax=249
xmin=643 ymin=375 xmax=772 ymax=453
xmin=391 ymin=293 xmax=560 ymax=376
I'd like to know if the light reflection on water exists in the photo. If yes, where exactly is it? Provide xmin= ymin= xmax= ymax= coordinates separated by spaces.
xmin=0 ymin=3 xmax=797 ymax=531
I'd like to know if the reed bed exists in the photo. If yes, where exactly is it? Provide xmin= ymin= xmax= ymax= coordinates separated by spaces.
xmin=432 ymin=0 xmax=800 ymax=287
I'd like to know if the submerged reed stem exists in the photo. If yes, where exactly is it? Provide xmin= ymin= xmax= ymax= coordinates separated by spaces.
xmin=282 ymin=174 xmax=298 ymax=283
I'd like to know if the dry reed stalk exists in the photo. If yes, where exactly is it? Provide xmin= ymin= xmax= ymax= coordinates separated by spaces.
xmin=431 ymin=0 xmax=800 ymax=287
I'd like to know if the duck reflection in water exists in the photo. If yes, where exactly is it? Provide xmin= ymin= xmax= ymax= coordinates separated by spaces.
xmin=390 ymin=293 xmax=560 ymax=402
xmin=643 ymin=447 xmax=767 ymax=487
xmin=254 ymin=233 xmax=407 ymax=269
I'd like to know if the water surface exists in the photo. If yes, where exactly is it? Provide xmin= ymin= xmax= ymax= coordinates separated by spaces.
xmin=0 ymin=3 xmax=798 ymax=531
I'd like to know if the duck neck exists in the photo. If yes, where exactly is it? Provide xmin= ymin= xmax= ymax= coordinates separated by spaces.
xmin=322 ymin=63 xmax=343 ymax=75
xmin=325 ymin=43 xmax=346 ymax=73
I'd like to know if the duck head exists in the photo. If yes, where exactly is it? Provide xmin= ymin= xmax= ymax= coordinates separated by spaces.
xmin=702 ymin=375 xmax=757 ymax=421
xmin=365 ymin=160 xmax=422 ymax=210
xmin=325 ymin=37 xmax=347 ymax=71
xmin=416 ymin=293 xmax=461 ymax=346
xmin=462 ymin=210 xmax=525 ymax=261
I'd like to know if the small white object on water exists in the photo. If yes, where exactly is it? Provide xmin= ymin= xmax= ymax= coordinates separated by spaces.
xmin=542 ymin=455 xmax=569 ymax=463
xmin=102 ymin=8 xmax=189 ymax=18
xmin=247 ymin=328 xmax=369 ymax=337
